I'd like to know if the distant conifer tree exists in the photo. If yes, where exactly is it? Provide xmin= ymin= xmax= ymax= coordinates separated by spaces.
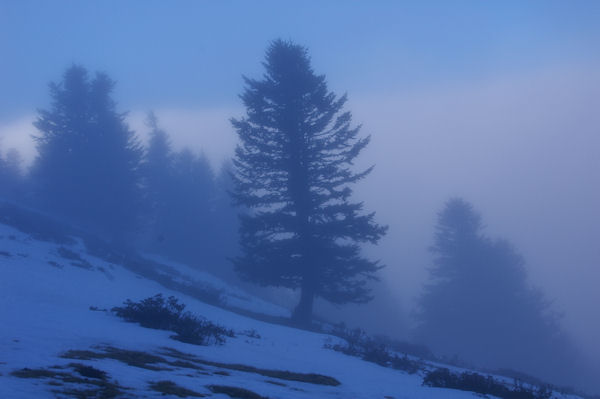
xmin=31 ymin=65 xmax=142 ymax=241
xmin=416 ymin=198 xmax=573 ymax=380
xmin=141 ymin=112 xmax=175 ymax=243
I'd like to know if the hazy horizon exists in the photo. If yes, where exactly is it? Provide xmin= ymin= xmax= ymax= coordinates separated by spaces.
xmin=1 ymin=0 xmax=599 ymax=392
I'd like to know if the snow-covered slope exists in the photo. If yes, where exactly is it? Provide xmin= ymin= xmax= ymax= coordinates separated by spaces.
xmin=0 ymin=216 xmax=583 ymax=399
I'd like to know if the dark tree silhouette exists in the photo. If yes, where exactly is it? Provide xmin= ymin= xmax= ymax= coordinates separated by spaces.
xmin=416 ymin=198 xmax=574 ymax=382
xmin=31 ymin=65 xmax=142 ymax=241
xmin=231 ymin=40 xmax=387 ymax=326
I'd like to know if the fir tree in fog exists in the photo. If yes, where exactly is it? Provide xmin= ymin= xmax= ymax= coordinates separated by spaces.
xmin=165 ymin=149 xmax=215 ymax=264
xmin=231 ymin=40 xmax=387 ymax=326
xmin=416 ymin=198 xmax=579 ymax=385
xmin=211 ymin=160 xmax=241 ymax=279
xmin=31 ymin=65 xmax=143 ymax=242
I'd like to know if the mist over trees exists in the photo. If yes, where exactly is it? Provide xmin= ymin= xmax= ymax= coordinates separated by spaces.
xmin=141 ymin=115 xmax=238 ymax=275
xmin=0 ymin=39 xmax=594 ymax=394
xmin=231 ymin=40 xmax=387 ymax=326
xmin=415 ymin=198 xmax=580 ymax=386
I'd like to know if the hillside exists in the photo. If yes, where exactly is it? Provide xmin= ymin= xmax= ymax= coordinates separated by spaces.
xmin=0 ymin=205 xmax=583 ymax=399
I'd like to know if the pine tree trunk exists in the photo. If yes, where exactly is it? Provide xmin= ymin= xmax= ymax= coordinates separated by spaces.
xmin=292 ymin=189 xmax=314 ymax=327
xmin=292 ymin=281 xmax=314 ymax=327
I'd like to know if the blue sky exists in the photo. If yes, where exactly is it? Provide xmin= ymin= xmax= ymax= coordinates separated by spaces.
xmin=1 ymin=0 xmax=600 ymax=378
xmin=1 ymin=1 xmax=598 ymax=117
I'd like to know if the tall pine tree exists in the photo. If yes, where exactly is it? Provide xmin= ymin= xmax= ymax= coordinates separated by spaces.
xmin=231 ymin=40 xmax=387 ymax=326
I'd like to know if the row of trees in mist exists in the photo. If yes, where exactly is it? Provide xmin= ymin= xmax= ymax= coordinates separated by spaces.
xmin=142 ymin=113 xmax=237 ymax=272
xmin=1 ymin=65 xmax=237 ymax=276
xmin=0 ymin=40 xmax=585 ymax=389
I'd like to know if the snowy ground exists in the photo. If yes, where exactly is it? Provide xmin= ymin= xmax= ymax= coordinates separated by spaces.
xmin=0 ymin=221 xmax=583 ymax=399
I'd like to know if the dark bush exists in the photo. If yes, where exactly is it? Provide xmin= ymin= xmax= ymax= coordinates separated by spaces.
xmin=423 ymin=368 xmax=553 ymax=399
xmin=112 ymin=294 xmax=233 ymax=345
xmin=361 ymin=342 xmax=391 ymax=366
xmin=390 ymin=354 xmax=421 ymax=374
xmin=172 ymin=312 xmax=233 ymax=345
xmin=69 ymin=363 xmax=108 ymax=380
xmin=325 ymin=324 xmax=421 ymax=374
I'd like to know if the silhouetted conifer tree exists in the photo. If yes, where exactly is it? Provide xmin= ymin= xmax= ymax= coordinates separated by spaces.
xmin=31 ymin=65 xmax=142 ymax=241
xmin=231 ymin=40 xmax=387 ymax=326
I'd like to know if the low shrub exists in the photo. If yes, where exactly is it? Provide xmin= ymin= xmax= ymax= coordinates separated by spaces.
xmin=172 ymin=312 xmax=233 ymax=345
xmin=325 ymin=324 xmax=421 ymax=374
xmin=423 ymin=368 xmax=553 ymax=399
xmin=112 ymin=294 xmax=234 ymax=345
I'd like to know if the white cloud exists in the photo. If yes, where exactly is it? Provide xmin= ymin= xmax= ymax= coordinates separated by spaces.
xmin=127 ymin=106 xmax=242 ymax=170
xmin=0 ymin=106 xmax=242 ymax=170
xmin=348 ymin=61 xmax=600 ymax=358
xmin=0 ymin=115 xmax=37 ymax=164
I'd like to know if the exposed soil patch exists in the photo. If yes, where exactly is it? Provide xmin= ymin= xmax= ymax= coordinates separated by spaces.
xmin=48 ymin=260 xmax=64 ymax=269
xmin=69 ymin=363 xmax=108 ymax=380
xmin=207 ymin=385 xmax=269 ymax=399
xmin=149 ymin=380 xmax=206 ymax=397
xmin=61 ymin=346 xmax=171 ymax=371
xmin=11 ymin=364 xmax=126 ymax=399
xmin=161 ymin=347 xmax=341 ymax=386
